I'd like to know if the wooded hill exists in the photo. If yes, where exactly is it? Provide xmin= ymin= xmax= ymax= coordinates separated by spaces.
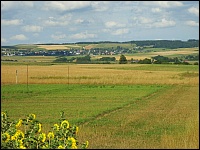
xmin=66 ymin=39 xmax=199 ymax=49
xmin=2 ymin=39 xmax=199 ymax=49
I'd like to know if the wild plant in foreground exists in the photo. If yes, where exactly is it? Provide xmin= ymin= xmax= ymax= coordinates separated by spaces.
xmin=1 ymin=111 xmax=88 ymax=149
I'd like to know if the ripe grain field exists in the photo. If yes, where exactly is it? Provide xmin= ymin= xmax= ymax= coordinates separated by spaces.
xmin=1 ymin=63 xmax=199 ymax=149
xmin=1 ymin=64 xmax=199 ymax=85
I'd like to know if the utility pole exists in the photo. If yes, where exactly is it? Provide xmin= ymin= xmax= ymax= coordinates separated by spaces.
xmin=16 ymin=70 xmax=18 ymax=84
xmin=68 ymin=66 xmax=69 ymax=85
xmin=27 ymin=64 xmax=29 ymax=91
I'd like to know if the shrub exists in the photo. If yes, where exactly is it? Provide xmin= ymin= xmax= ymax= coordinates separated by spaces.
xmin=1 ymin=111 xmax=88 ymax=149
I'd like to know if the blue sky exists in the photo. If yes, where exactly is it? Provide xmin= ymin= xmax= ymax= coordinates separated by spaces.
xmin=1 ymin=1 xmax=199 ymax=46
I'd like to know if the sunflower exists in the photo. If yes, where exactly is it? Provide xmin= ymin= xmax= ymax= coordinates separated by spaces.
xmin=38 ymin=123 xmax=42 ymax=133
xmin=85 ymin=141 xmax=89 ymax=148
xmin=53 ymin=123 xmax=60 ymax=131
xmin=2 ymin=132 xmax=10 ymax=143
xmin=61 ymin=120 xmax=69 ymax=129
xmin=58 ymin=145 xmax=65 ymax=149
xmin=47 ymin=131 xmax=54 ymax=139
xmin=38 ymin=133 xmax=46 ymax=143
xmin=16 ymin=119 xmax=23 ymax=128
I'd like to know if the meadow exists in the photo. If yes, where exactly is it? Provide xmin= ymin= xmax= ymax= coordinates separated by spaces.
xmin=1 ymin=59 xmax=199 ymax=148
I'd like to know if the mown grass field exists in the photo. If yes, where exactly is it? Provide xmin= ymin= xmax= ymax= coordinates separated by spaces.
xmin=1 ymin=61 xmax=199 ymax=148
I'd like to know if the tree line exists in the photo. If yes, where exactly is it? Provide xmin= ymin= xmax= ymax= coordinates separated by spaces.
xmin=53 ymin=54 xmax=198 ymax=65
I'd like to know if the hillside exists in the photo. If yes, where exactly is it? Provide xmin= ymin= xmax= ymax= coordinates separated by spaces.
xmin=1 ymin=39 xmax=199 ymax=50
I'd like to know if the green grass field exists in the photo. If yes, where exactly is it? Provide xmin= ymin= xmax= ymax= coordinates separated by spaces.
xmin=1 ymin=84 xmax=167 ymax=125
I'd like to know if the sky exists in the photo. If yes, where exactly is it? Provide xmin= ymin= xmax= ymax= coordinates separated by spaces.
xmin=1 ymin=1 xmax=199 ymax=46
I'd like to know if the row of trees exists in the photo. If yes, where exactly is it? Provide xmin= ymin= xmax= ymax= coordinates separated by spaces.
xmin=53 ymin=54 xmax=198 ymax=65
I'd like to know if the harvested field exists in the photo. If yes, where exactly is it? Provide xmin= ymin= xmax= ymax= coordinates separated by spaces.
xmin=37 ymin=44 xmax=81 ymax=50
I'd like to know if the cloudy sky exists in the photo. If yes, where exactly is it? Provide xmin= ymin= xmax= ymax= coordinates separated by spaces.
xmin=1 ymin=1 xmax=199 ymax=46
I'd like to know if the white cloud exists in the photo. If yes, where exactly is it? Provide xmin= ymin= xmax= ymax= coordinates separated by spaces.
xmin=1 ymin=19 xmax=23 ymax=26
xmin=105 ymin=21 xmax=126 ymax=28
xmin=43 ymin=1 xmax=91 ymax=11
xmin=143 ymin=1 xmax=183 ymax=8
xmin=102 ymin=28 xmax=111 ymax=33
xmin=105 ymin=21 xmax=117 ymax=28
xmin=1 ymin=38 xmax=7 ymax=43
xmin=43 ymin=14 xmax=71 ymax=27
xmin=74 ymin=19 xmax=84 ymax=24
xmin=22 ymin=25 xmax=43 ymax=32
xmin=59 ymin=14 xmax=72 ymax=21
xmin=70 ymin=32 xmax=96 ymax=39
xmin=10 ymin=34 xmax=28 ymax=41
xmin=43 ymin=20 xmax=69 ymax=26
xmin=138 ymin=17 xmax=153 ymax=24
xmin=51 ymin=34 xmax=67 ymax=40
xmin=188 ymin=6 xmax=199 ymax=16
xmin=151 ymin=7 xmax=161 ymax=13
xmin=153 ymin=18 xmax=176 ymax=28
xmin=112 ymin=28 xmax=129 ymax=35
xmin=69 ymin=27 xmax=77 ymax=31
xmin=1 ymin=1 xmax=33 ymax=11
xmin=91 ymin=1 xmax=109 ymax=11
xmin=185 ymin=20 xmax=199 ymax=27
xmin=74 ymin=18 xmax=93 ymax=25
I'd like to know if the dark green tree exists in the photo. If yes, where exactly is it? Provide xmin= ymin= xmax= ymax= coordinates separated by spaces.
xmin=119 ymin=55 xmax=127 ymax=64
xmin=76 ymin=55 xmax=91 ymax=64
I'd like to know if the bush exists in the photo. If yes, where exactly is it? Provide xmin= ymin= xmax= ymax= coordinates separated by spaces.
xmin=1 ymin=111 xmax=88 ymax=149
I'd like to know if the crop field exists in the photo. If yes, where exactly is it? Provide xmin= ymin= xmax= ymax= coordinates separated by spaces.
xmin=1 ymin=62 xmax=199 ymax=148
xmin=37 ymin=44 xmax=82 ymax=50
xmin=113 ymin=47 xmax=199 ymax=60
xmin=1 ymin=64 xmax=199 ymax=85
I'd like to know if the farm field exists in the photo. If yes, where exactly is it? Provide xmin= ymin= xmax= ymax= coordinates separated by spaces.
xmin=1 ymin=62 xmax=199 ymax=149
xmin=37 ymin=44 xmax=81 ymax=50
xmin=1 ymin=64 xmax=199 ymax=85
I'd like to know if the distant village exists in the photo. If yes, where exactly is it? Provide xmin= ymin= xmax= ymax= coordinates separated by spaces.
xmin=1 ymin=47 xmax=141 ymax=57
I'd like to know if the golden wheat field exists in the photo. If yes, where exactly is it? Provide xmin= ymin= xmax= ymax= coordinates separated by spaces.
xmin=1 ymin=64 xmax=199 ymax=85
